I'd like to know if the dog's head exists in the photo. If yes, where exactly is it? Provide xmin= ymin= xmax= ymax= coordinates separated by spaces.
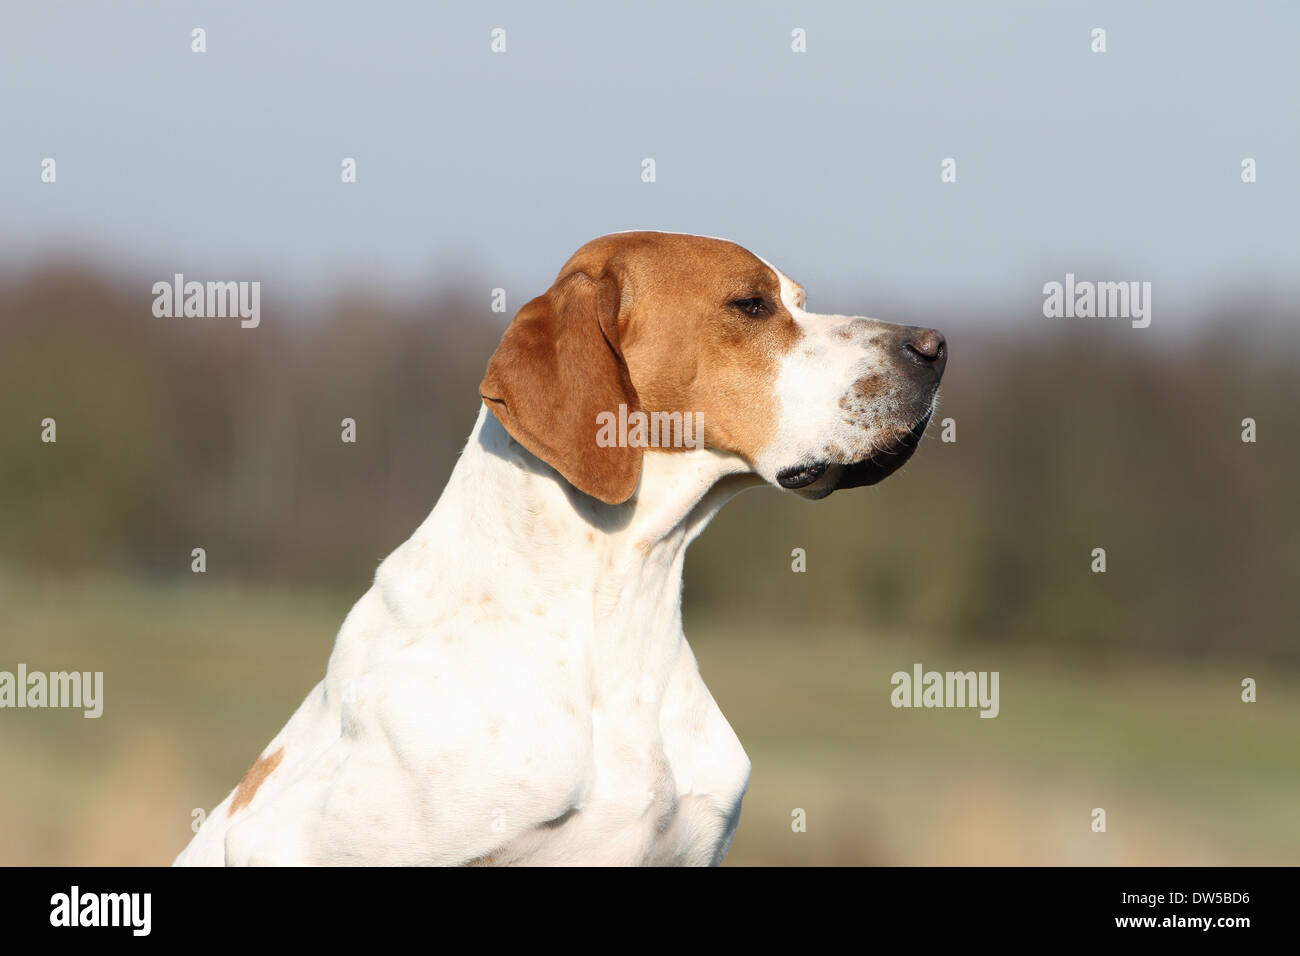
xmin=481 ymin=232 xmax=946 ymax=504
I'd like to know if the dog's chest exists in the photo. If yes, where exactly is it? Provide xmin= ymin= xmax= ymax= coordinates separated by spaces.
xmin=502 ymin=660 xmax=752 ymax=866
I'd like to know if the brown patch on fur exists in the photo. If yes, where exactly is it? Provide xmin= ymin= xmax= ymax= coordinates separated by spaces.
xmin=854 ymin=373 xmax=887 ymax=398
xmin=841 ymin=374 xmax=889 ymax=420
xmin=229 ymin=747 xmax=284 ymax=815
xmin=609 ymin=233 xmax=801 ymax=466
xmin=481 ymin=233 xmax=803 ymax=497
xmin=481 ymin=267 xmax=640 ymax=505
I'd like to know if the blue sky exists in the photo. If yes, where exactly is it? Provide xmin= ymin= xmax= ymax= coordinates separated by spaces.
xmin=2 ymin=1 xmax=1296 ymax=328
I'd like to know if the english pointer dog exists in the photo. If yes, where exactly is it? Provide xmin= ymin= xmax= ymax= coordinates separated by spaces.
xmin=175 ymin=231 xmax=947 ymax=866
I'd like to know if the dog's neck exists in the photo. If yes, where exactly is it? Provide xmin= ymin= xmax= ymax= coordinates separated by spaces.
xmin=377 ymin=407 xmax=761 ymax=678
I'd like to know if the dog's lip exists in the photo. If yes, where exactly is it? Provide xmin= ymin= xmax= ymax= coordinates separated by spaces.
xmin=778 ymin=409 xmax=934 ymax=493
xmin=776 ymin=461 xmax=830 ymax=490
xmin=834 ymin=409 xmax=933 ymax=490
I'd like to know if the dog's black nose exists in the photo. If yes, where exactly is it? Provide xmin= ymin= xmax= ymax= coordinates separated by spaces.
xmin=902 ymin=327 xmax=947 ymax=379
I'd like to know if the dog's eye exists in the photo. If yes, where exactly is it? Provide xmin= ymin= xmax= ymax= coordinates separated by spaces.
xmin=730 ymin=297 xmax=770 ymax=317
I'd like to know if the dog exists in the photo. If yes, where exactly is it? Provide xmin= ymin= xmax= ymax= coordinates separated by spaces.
xmin=174 ymin=231 xmax=946 ymax=866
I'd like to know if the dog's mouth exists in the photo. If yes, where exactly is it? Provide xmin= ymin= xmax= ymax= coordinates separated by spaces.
xmin=776 ymin=409 xmax=933 ymax=495
xmin=835 ymin=409 xmax=933 ymax=490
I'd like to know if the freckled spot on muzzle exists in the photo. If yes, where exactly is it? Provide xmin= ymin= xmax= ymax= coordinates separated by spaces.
xmin=852 ymin=374 xmax=886 ymax=398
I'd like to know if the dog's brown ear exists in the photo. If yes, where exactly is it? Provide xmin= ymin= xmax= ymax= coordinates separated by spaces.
xmin=480 ymin=270 xmax=642 ymax=505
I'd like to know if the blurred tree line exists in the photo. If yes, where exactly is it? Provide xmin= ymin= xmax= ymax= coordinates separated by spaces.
xmin=2 ymin=266 xmax=1297 ymax=663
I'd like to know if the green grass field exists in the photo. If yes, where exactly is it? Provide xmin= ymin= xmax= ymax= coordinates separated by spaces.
xmin=2 ymin=571 xmax=1296 ymax=865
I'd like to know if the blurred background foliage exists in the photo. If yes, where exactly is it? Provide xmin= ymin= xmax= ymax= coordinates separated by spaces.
xmin=1 ymin=265 xmax=1297 ymax=864
xmin=3 ymin=266 xmax=1296 ymax=660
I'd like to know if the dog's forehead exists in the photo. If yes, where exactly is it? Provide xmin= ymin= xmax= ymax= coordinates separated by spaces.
xmin=563 ymin=232 xmax=781 ymax=297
